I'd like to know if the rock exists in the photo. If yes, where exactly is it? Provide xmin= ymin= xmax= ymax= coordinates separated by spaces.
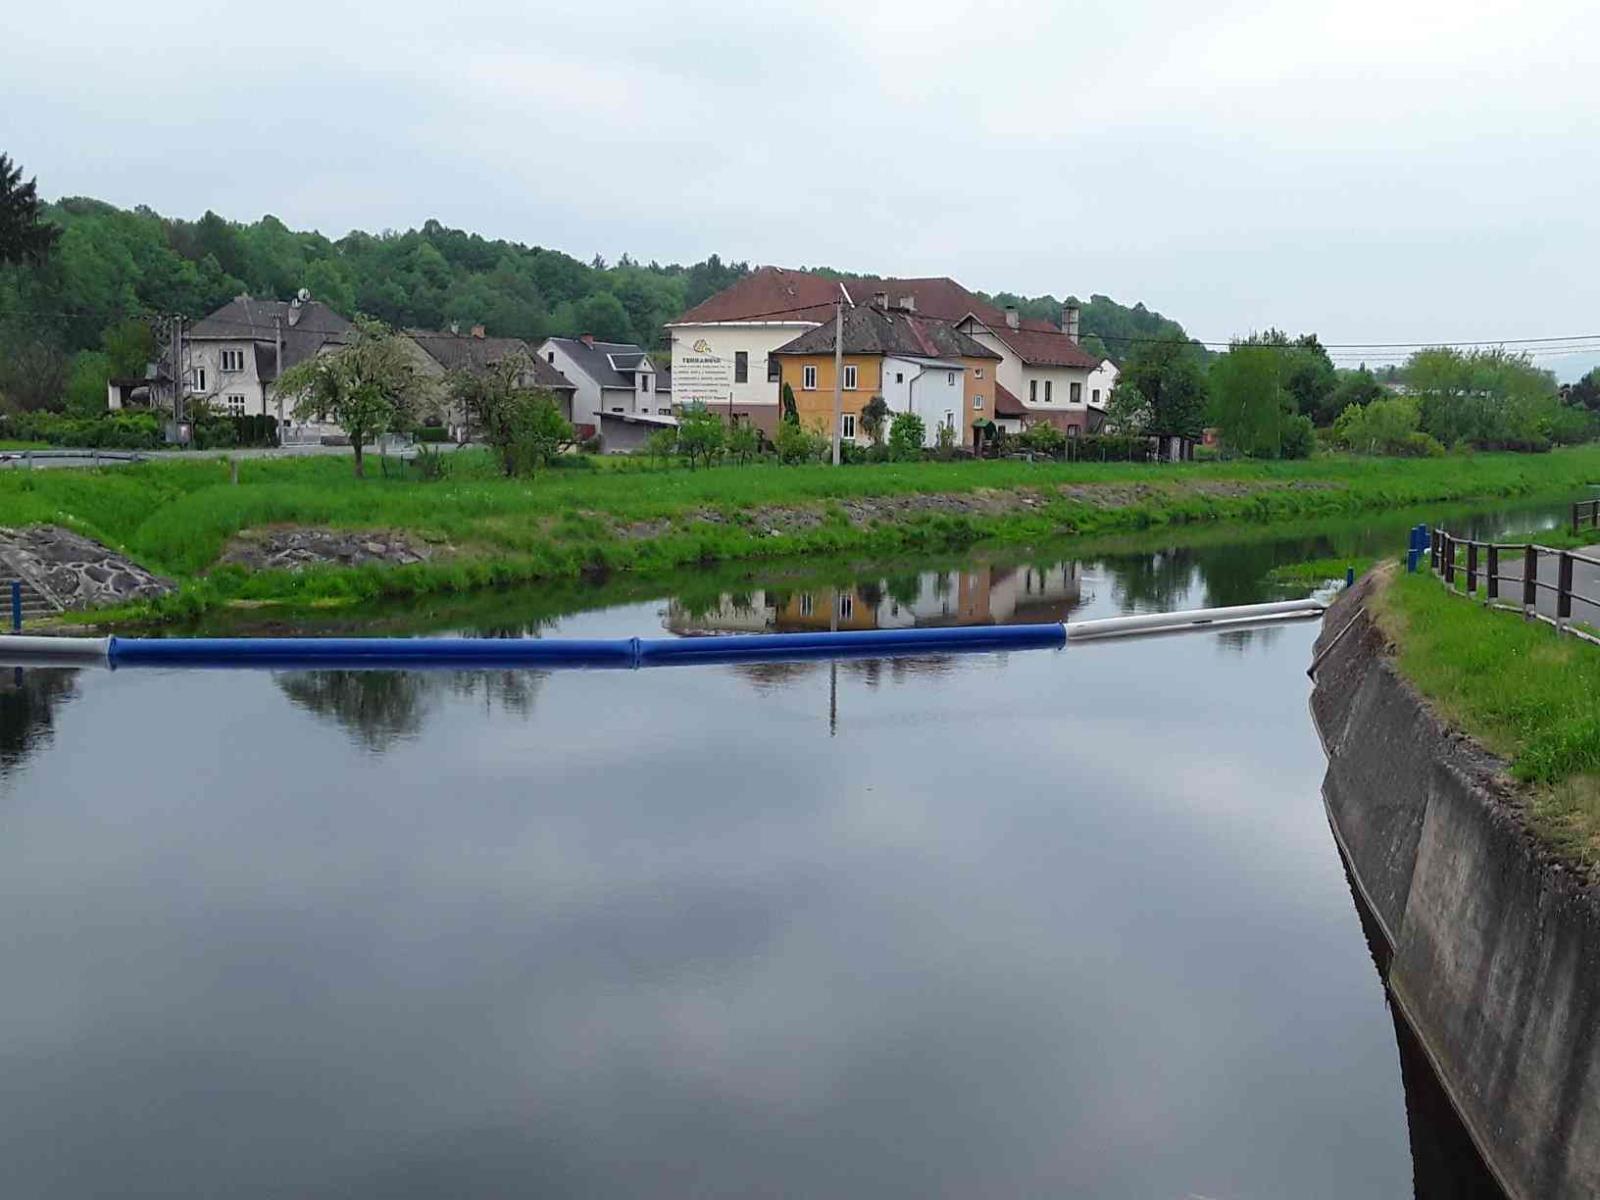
xmin=0 ymin=525 xmax=177 ymax=611
xmin=218 ymin=528 xmax=436 ymax=573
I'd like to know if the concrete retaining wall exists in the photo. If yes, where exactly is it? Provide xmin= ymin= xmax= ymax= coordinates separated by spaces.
xmin=1312 ymin=572 xmax=1600 ymax=1200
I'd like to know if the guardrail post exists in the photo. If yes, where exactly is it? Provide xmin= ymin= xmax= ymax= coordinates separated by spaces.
xmin=1466 ymin=542 xmax=1479 ymax=594
xmin=1443 ymin=535 xmax=1455 ymax=587
xmin=1430 ymin=528 xmax=1441 ymax=573
xmin=9 ymin=581 xmax=20 ymax=633
xmin=1486 ymin=545 xmax=1499 ymax=601
xmin=1523 ymin=545 xmax=1538 ymax=615
xmin=1558 ymin=551 xmax=1574 ymax=630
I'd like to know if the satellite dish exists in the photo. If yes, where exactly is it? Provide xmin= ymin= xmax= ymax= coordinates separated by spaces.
xmin=296 ymin=288 xmax=311 ymax=303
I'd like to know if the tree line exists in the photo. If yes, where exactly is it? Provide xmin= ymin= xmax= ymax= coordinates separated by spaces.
xmin=1105 ymin=330 xmax=1598 ymax=457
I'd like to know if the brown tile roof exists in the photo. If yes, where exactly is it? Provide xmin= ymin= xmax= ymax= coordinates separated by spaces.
xmin=407 ymin=330 xmax=574 ymax=391
xmin=770 ymin=305 xmax=999 ymax=361
xmin=675 ymin=268 xmax=1103 ymax=370
xmin=993 ymin=382 xmax=1027 ymax=417
xmin=982 ymin=323 xmax=1102 ymax=370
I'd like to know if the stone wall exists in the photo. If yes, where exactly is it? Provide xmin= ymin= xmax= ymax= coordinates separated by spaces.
xmin=1312 ymin=572 xmax=1600 ymax=1200
xmin=0 ymin=526 xmax=175 ymax=611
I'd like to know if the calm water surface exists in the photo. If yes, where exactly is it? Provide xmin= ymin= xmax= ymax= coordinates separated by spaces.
xmin=2 ymin=502 xmax=1555 ymax=1198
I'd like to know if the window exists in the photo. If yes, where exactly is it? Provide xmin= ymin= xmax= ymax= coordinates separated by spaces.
xmin=843 ymin=364 xmax=858 ymax=390
xmin=611 ymin=406 xmax=624 ymax=413
xmin=947 ymin=372 xmax=956 ymax=386
xmin=226 ymin=394 xmax=246 ymax=416
xmin=547 ymin=351 xmax=555 ymax=363
xmin=800 ymin=592 xmax=814 ymax=616
xmin=1070 ymin=382 xmax=1082 ymax=404
xmin=944 ymin=411 xmax=955 ymax=429
xmin=1045 ymin=380 xmax=1054 ymax=403
xmin=838 ymin=593 xmax=854 ymax=620
xmin=734 ymin=351 xmax=748 ymax=383
xmin=767 ymin=355 xmax=780 ymax=382
xmin=1092 ymin=388 xmax=1100 ymax=404
xmin=639 ymin=374 xmax=649 ymax=391
xmin=193 ymin=367 xmax=207 ymax=392
xmin=221 ymin=348 xmax=245 ymax=372
xmin=1068 ymin=425 xmax=1080 ymax=438
xmin=840 ymin=412 xmax=856 ymax=440
xmin=1029 ymin=379 xmax=1037 ymax=402
xmin=895 ymin=372 xmax=904 ymax=384
xmin=658 ymin=407 xmax=671 ymax=415
xmin=974 ymin=367 xmax=984 ymax=379
xmin=803 ymin=365 xmax=817 ymax=390
xmin=973 ymin=393 xmax=983 ymax=411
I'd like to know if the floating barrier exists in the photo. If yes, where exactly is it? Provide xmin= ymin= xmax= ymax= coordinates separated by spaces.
xmin=0 ymin=599 xmax=1326 ymax=671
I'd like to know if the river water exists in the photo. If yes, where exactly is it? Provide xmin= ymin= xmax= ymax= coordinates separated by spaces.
xmin=1 ymin=500 xmax=1572 ymax=1198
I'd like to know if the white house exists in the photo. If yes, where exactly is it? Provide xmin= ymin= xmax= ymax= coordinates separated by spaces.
xmin=112 ymin=292 xmax=354 ymax=433
xmin=670 ymin=267 xmax=1114 ymax=439
xmin=955 ymin=304 xmax=1107 ymax=437
xmin=403 ymin=327 xmax=577 ymax=441
xmin=536 ymin=335 xmax=672 ymax=446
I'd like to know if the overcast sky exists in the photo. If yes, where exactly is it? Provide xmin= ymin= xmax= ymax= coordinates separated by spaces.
xmin=9 ymin=0 xmax=1599 ymax=374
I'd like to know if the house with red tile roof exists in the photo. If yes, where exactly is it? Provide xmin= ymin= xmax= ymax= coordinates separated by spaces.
xmin=668 ymin=267 xmax=1112 ymax=438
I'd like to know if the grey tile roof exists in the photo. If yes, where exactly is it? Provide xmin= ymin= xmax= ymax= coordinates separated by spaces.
xmin=406 ymin=330 xmax=574 ymax=391
xmin=544 ymin=337 xmax=657 ymax=389
xmin=189 ymin=295 xmax=353 ymax=375
xmin=771 ymin=306 xmax=999 ymax=361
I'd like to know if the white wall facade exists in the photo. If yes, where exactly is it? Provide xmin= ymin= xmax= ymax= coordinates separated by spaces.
xmin=1086 ymin=360 xmax=1119 ymax=409
xmin=881 ymin=355 xmax=965 ymax=447
xmin=965 ymin=323 xmax=1102 ymax=425
xmin=184 ymin=339 xmax=274 ymax=419
xmin=668 ymin=321 xmax=821 ymax=411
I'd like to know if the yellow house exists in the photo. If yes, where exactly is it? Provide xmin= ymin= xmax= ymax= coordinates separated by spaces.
xmin=772 ymin=303 xmax=1000 ymax=449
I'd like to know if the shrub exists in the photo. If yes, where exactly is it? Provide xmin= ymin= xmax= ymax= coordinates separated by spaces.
xmin=1332 ymin=396 xmax=1444 ymax=456
xmin=1020 ymin=421 xmax=1065 ymax=457
xmin=774 ymin=417 xmax=810 ymax=464
xmin=676 ymin=403 xmax=725 ymax=469
xmin=415 ymin=426 xmax=449 ymax=444
xmin=1279 ymin=413 xmax=1316 ymax=459
xmin=887 ymin=411 xmax=926 ymax=461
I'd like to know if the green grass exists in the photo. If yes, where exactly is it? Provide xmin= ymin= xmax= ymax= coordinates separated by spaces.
xmin=1266 ymin=555 xmax=1379 ymax=585
xmin=6 ymin=445 xmax=1600 ymax=618
xmin=1379 ymin=570 xmax=1600 ymax=866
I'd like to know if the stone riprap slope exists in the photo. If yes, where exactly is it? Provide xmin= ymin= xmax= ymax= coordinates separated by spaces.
xmin=0 ymin=526 xmax=176 ymax=611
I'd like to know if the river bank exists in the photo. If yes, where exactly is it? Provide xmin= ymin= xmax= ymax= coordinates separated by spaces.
xmin=4 ymin=446 xmax=1598 ymax=622
xmin=1311 ymin=569 xmax=1600 ymax=1199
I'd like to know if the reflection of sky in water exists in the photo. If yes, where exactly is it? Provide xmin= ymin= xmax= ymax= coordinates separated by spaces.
xmin=3 ymin=499 xmax=1556 ymax=1196
xmin=0 ymin=598 xmax=1417 ymax=1199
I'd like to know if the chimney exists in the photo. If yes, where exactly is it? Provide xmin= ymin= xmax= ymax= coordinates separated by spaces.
xmin=449 ymin=321 xmax=460 ymax=335
xmin=1063 ymin=303 xmax=1081 ymax=344
xmin=1005 ymin=305 xmax=1019 ymax=330
xmin=874 ymin=291 xmax=889 ymax=309
xmin=471 ymin=324 xmax=485 ymax=340
xmin=580 ymin=332 xmax=595 ymax=348
xmin=898 ymin=295 xmax=916 ymax=312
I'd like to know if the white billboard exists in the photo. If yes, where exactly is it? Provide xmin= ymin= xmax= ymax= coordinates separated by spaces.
xmin=673 ymin=337 xmax=735 ymax=408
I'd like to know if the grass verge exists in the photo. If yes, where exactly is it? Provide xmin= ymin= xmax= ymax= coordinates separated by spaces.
xmin=5 ymin=445 xmax=1600 ymax=618
xmin=1376 ymin=570 xmax=1600 ymax=868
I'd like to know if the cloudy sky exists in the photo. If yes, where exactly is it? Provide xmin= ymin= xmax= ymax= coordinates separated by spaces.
xmin=9 ymin=0 xmax=1599 ymax=373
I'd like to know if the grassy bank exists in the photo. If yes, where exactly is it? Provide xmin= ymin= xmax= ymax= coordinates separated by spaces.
xmin=3 ymin=445 xmax=1598 ymax=618
xmin=1377 ymin=570 xmax=1600 ymax=867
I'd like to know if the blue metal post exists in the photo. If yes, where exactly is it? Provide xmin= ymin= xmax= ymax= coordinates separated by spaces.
xmin=1346 ymin=567 xmax=1356 ymax=588
xmin=10 ymin=581 xmax=20 ymax=633
xmin=1406 ymin=548 xmax=1420 ymax=574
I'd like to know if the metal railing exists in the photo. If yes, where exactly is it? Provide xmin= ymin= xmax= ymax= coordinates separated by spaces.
xmin=1426 ymin=526 xmax=1600 ymax=643
xmin=1575 ymin=498 xmax=1600 ymax=537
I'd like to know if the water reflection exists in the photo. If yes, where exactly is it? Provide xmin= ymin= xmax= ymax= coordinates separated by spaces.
xmin=0 ymin=667 xmax=79 ymax=777
xmin=276 ymin=669 xmax=546 ymax=752
xmin=669 ymin=562 xmax=1092 ymax=635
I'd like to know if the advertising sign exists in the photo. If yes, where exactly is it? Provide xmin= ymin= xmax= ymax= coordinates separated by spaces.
xmin=674 ymin=337 xmax=734 ymax=407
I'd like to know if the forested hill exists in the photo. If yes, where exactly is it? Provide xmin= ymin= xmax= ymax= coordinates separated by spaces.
xmin=1 ymin=196 xmax=1194 ymax=375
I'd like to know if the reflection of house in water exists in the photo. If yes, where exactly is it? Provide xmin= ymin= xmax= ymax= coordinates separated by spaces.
xmin=667 ymin=562 xmax=1091 ymax=637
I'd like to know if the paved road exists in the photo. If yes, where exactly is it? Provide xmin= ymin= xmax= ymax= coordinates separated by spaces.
xmin=1471 ymin=543 xmax=1600 ymax=621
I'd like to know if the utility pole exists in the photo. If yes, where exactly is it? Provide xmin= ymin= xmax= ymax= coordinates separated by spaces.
xmin=169 ymin=315 xmax=184 ymax=441
xmin=831 ymin=296 xmax=844 ymax=466
xmin=274 ymin=314 xmax=284 ymax=444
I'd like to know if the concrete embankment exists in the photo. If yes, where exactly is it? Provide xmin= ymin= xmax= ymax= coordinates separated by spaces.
xmin=1310 ymin=571 xmax=1600 ymax=1200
